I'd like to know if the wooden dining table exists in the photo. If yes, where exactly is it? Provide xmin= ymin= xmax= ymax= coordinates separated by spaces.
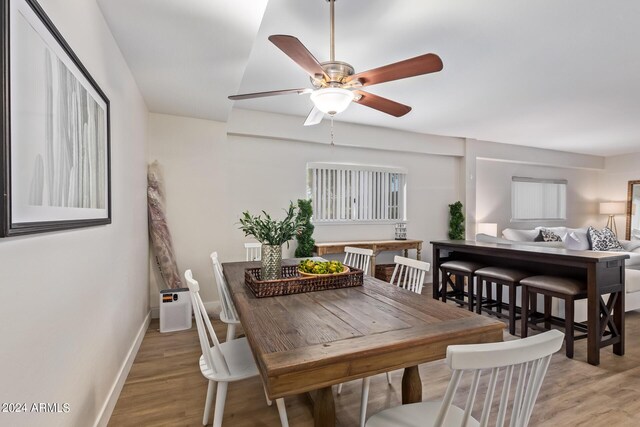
xmin=223 ymin=259 xmax=505 ymax=427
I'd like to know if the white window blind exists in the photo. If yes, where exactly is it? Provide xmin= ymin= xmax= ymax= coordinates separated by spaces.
xmin=511 ymin=177 xmax=567 ymax=221
xmin=307 ymin=163 xmax=407 ymax=223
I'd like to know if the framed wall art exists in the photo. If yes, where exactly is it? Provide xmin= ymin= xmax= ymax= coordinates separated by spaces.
xmin=1 ymin=0 xmax=111 ymax=237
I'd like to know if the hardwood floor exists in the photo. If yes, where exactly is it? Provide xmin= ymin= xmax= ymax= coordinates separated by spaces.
xmin=109 ymin=310 xmax=640 ymax=426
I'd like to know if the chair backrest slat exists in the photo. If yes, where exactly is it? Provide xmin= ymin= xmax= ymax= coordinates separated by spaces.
xmin=244 ymin=242 xmax=262 ymax=261
xmin=185 ymin=270 xmax=231 ymax=376
xmin=463 ymin=369 xmax=482 ymax=424
xmin=432 ymin=330 xmax=563 ymax=427
xmin=210 ymin=252 xmax=239 ymax=323
xmin=389 ymin=255 xmax=430 ymax=294
xmin=509 ymin=362 xmax=529 ymax=427
xmin=433 ymin=369 xmax=463 ymax=426
xmin=343 ymin=246 xmax=373 ymax=276
xmin=480 ymin=367 xmax=500 ymax=427
xmin=496 ymin=364 xmax=514 ymax=427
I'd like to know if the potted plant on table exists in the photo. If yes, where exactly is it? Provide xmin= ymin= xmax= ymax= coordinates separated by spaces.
xmin=239 ymin=203 xmax=301 ymax=280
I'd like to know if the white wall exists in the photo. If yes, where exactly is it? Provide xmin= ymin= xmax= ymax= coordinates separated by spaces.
xmin=603 ymin=152 xmax=640 ymax=237
xmin=0 ymin=1 xmax=149 ymax=426
xmin=465 ymin=139 xmax=605 ymax=236
xmin=476 ymin=159 xmax=602 ymax=233
xmin=148 ymin=112 xmax=462 ymax=307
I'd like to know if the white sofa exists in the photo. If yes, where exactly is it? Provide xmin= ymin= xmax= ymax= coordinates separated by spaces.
xmin=476 ymin=227 xmax=640 ymax=322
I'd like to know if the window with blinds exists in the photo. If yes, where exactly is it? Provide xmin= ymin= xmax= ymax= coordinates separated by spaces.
xmin=511 ymin=177 xmax=567 ymax=221
xmin=307 ymin=163 xmax=407 ymax=223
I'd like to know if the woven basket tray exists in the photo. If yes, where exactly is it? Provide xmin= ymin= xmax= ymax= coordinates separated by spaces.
xmin=244 ymin=264 xmax=364 ymax=298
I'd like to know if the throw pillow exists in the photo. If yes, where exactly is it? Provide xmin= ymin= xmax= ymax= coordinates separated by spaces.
xmin=563 ymin=232 xmax=584 ymax=251
xmin=587 ymin=226 xmax=624 ymax=251
xmin=534 ymin=229 xmax=563 ymax=242
xmin=502 ymin=228 xmax=539 ymax=241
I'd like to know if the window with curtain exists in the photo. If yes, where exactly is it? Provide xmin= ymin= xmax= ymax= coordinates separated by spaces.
xmin=511 ymin=177 xmax=567 ymax=221
xmin=307 ymin=163 xmax=407 ymax=223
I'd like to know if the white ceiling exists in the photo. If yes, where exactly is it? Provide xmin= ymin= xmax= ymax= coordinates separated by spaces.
xmin=98 ymin=0 xmax=640 ymax=156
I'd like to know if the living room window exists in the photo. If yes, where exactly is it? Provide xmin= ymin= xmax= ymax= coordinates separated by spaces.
xmin=307 ymin=163 xmax=407 ymax=223
xmin=511 ymin=177 xmax=567 ymax=221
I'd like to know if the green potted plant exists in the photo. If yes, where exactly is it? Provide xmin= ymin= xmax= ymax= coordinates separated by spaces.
xmin=239 ymin=203 xmax=300 ymax=280
xmin=295 ymin=199 xmax=315 ymax=258
xmin=448 ymin=201 xmax=465 ymax=240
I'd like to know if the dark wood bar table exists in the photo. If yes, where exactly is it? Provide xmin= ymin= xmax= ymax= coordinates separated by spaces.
xmin=223 ymin=259 xmax=504 ymax=427
xmin=431 ymin=240 xmax=629 ymax=365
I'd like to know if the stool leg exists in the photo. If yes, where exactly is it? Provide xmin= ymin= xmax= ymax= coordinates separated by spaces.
xmin=468 ymin=275 xmax=474 ymax=312
xmin=544 ymin=295 xmax=552 ymax=330
xmin=509 ymin=284 xmax=517 ymax=336
xmin=485 ymin=281 xmax=491 ymax=313
xmin=476 ymin=278 xmax=483 ymax=314
xmin=521 ymin=287 xmax=529 ymax=338
xmin=467 ymin=274 xmax=480 ymax=311
xmin=497 ymin=284 xmax=503 ymax=314
xmin=456 ymin=275 xmax=465 ymax=307
xmin=565 ymin=298 xmax=575 ymax=359
xmin=441 ymin=272 xmax=448 ymax=303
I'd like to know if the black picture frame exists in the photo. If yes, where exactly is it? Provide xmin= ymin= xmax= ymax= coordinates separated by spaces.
xmin=0 ymin=0 xmax=111 ymax=237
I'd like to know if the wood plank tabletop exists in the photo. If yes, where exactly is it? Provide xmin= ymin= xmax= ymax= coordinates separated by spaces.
xmin=223 ymin=259 xmax=504 ymax=399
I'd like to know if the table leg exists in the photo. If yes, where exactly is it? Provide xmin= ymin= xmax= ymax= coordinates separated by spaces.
xmin=403 ymin=249 xmax=409 ymax=258
xmin=614 ymin=266 xmax=625 ymax=356
xmin=416 ymin=243 xmax=422 ymax=261
xmin=587 ymin=264 xmax=600 ymax=365
xmin=370 ymin=253 xmax=377 ymax=277
xmin=313 ymin=386 xmax=335 ymax=427
xmin=402 ymin=366 xmax=422 ymax=404
xmin=432 ymin=246 xmax=441 ymax=299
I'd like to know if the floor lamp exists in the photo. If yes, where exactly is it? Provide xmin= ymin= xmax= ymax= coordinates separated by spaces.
xmin=600 ymin=202 xmax=626 ymax=236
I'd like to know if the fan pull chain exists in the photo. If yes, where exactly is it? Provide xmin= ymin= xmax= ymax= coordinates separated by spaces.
xmin=330 ymin=116 xmax=335 ymax=146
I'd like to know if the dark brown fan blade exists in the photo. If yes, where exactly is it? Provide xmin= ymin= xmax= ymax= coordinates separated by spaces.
xmin=353 ymin=91 xmax=411 ymax=117
xmin=346 ymin=53 xmax=443 ymax=87
xmin=268 ymin=35 xmax=328 ymax=80
xmin=228 ymin=88 xmax=311 ymax=101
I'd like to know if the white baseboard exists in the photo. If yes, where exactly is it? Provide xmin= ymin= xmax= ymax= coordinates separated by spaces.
xmin=94 ymin=311 xmax=151 ymax=427
xmin=150 ymin=300 xmax=221 ymax=319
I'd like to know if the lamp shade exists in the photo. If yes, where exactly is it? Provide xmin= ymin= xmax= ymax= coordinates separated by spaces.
xmin=310 ymin=88 xmax=354 ymax=115
xmin=477 ymin=222 xmax=498 ymax=237
xmin=599 ymin=202 xmax=626 ymax=215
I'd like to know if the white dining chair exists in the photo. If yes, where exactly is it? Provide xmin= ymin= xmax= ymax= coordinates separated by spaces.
xmin=343 ymin=246 xmax=374 ymax=276
xmin=390 ymin=255 xmax=431 ymax=295
xmin=336 ymin=247 xmax=375 ymax=396
xmin=185 ymin=270 xmax=289 ymax=427
xmin=210 ymin=252 xmax=241 ymax=341
xmin=366 ymin=329 xmax=564 ymax=427
xmin=245 ymin=242 xmax=262 ymax=261
xmin=340 ymin=255 xmax=431 ymax=427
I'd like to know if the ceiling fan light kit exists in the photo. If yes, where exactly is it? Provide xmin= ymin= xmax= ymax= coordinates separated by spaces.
xmin=310 ymin=87 xmax=354 ymax=115
xmin=228 ymin=0 xmax=443 ymax=126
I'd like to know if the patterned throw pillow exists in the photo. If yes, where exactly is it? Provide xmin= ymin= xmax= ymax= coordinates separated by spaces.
xmin=587 ymin=226 xmax=624 ymax=251
xmin=534 ymin=229 xmax=563 ymax=242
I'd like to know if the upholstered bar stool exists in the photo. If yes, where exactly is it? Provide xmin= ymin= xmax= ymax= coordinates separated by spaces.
xmin=521 ymin=276 xmax=588 ymax=358
xmin=473 ymin=267 xmax=530 ymax=336
xmin=439 ymin=260 xmax=485 ymax=311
